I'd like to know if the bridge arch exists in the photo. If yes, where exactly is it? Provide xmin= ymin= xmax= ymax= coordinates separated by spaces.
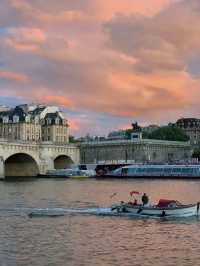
xmin=54 ymin=155 xmax=74 ymax=169
xmin=5 ymin=153 xmax=39 ymax=177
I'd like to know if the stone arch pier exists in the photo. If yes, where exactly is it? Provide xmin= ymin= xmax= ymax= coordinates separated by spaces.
xmin=5 ymin=153 xmax=39 ymax=177
xmin=0 ymin=141 xmax=80 ymax=179
xmin=54 ymin=155 xmax=74 ymax=169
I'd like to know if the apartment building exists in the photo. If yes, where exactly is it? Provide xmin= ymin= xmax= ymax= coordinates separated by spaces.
xmin=0 ymin=104 xmax=69 ymax=143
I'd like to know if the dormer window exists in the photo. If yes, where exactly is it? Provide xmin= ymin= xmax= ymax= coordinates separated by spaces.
xmin=41 ymin=119 xmax=45 ymax=125
xmin=3 ymin=116 xmax=9 ymax=123
xmin=35 ymin=116 xmax=39 ymax=124
xmin=47 ymin=118 xmax=52 ymax=125
xmin=55 ymin=117 xmax=60 ymax=125
xmin=13 ymin=115 xmax=19 ymax=123
xmin=63 ymin=119 xmax=67 ymax=125
xmin=25 ymin=115 xmax=31 ymax=123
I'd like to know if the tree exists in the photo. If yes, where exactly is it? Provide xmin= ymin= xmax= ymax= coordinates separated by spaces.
xmin=69 ymin=135 xmax=79 ymax=143
xmin=192 ymin=148 xmax=200 ymax=159
xmin=147 ymin=126 xmax=189 ymax=141
xmin=125 ymin=129 xmax=133 ymax=139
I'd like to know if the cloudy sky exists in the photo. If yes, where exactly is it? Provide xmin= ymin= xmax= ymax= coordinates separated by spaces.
xmin=1 ymin=0 xmax=200 ymax=136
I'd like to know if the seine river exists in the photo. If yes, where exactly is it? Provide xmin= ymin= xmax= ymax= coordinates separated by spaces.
xmin=0 ymin=177 xmax=200 ymax=266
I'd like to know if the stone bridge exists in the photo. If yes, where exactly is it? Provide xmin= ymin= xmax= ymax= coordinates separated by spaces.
xmin=0 ymin=139 xmax=80 ymax=178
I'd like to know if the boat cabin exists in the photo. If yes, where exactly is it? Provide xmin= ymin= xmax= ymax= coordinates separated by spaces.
xmin=111 ymin=165 xmax=200 ymax=177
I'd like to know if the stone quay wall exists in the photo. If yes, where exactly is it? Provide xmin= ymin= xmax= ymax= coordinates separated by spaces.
xmin=80 ymin=139 xmax=192 ymax=164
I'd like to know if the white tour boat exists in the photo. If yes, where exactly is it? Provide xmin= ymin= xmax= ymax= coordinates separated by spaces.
xmin=105 ymin=165 xmax=200 ymax=178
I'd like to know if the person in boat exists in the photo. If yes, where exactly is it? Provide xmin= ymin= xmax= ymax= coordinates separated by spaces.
xmin=141 ymin=193 xmax=149 ymax=206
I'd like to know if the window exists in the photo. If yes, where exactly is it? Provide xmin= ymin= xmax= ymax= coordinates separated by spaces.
xmin=47 ymin=118 xmax=51 ymax=125
xmin=35 ymin=116 xmax=39 ymax=124
xmin=3 ymin=116 xmax=9 ymax=123
xmin=25 ymin=115 xmax=31 ymax=123
xmin=13 ymin=115 xmax=19 ymax=123
xmin=55 ymin=118 xmax=60 ymax=125
xmin=122 ymin=168 xmax=128 ymax=175
xmin=130 ymin=168 xmax=136 ymax=174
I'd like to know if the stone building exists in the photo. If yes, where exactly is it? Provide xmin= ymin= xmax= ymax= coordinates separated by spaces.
xmin=80 ymin=139 xmax=192 ymax=164
xmin=41 ymin=112 xmax=68 ymax=142
xmin=0 ymin=104 xmax=69 ymax=144
xmin=176 ymin=118 xmax=200 ymax=146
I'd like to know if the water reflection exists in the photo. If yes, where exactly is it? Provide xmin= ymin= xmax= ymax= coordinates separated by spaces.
xmin=0 ymin=178 xmax=200 ymax=265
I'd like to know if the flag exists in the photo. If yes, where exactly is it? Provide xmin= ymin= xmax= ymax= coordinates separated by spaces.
xmin=130 ymin=191 xmax=140 ymax=197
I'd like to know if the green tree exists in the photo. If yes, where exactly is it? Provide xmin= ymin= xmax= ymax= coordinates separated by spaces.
xmin=125 ymin=129 xmax=133 ymax=139
xmin=192 ymin=148 xmax=200 ymax=159
xmin=69 ymin=135 xmax=79 ymax=143
xmin=147 ymin=126 xmax=189 ymax=141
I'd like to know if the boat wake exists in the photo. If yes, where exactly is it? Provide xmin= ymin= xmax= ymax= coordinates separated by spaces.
xmin=26 ymin=208 xmax=198 ymax=220
xmin=27 ymin=207 xmax=132 ymax=218
xmin=0 ymin=207 xmax=199 ymax=221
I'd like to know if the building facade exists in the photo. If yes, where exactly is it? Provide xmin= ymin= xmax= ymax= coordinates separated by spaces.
xmin=0 ymin=104 xmax=69 ymax=144
xmin=176 ymin=118 xmax=200 ymax=146
xmin=80 ymin=139 xmax=192 ymax=164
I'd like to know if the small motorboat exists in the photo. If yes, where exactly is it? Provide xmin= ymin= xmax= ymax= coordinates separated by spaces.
xmin=42 ymin=169 xmax=96 ymax=178
xmin=111 ymin=199 xmax=200 ymax=217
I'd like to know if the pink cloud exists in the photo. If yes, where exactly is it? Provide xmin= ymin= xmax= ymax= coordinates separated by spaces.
xmin=67 ymin=119 xmax=81 ymax=132
xmin=89 ymin=0 xmax=180 ymax=20
xmin=6 ymin=27 xmax=46 ymax=52
xmin=1 ymin=0 xmax=200 ymax=136
xmin=41 ymin=95 xmax=74 ymax=109
xmin=0 ymin=71 xmax=29 ymax=83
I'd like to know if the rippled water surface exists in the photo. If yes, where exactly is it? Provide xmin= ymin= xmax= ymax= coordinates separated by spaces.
xmin=1 ymin=177 xmax=200 ymax=266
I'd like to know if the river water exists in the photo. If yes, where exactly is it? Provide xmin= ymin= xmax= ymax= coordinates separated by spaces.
xmin=0 ymin=177 xmax=200 ymax=266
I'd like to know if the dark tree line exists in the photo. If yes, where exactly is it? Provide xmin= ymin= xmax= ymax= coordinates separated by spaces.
xmin=125 ymin=126 xmax=189 ymax=142
xmin=144 ymin=126 xmax=189 ymax=142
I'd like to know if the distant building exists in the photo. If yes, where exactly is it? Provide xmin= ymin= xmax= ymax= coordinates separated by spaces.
xmin=107 ymin=130 xmax=127 ymax=140
xmin=0 ymin=104 xmax=69 ymax=143
xmin=0 ymin=105 xmax=11 ymax=112
xmin=176 ymin=118 xmax=200 ymax=146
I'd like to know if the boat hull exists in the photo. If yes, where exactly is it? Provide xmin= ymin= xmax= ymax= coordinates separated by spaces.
xmin=96 ymin=174 xmax=200 ymax=179
xmin=111 ymin=203 xmax=199 ymax=217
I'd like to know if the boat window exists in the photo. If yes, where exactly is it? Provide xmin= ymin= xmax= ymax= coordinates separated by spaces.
xmin=147 ymin=168 xmax=153 ymax=173
xmin=122 ymin=168 xmax=128 ymax=175
xmin=127 ymin=168 xmax=136 ymax=174
xmin=172 ymin=168 xmax=182 ymax=173
xmin=113 ymin=168 xmax=122 ymax=175
xmin=135 ymin=168 xmax=139 ymax=173
xmin=138 ymin=168 xmax=144 ymax=173
xmin=182 ymin=168 xmax=192 ymax=173
xmin=195 ymin=168 xmax=200 ymax=174
xmin=163 ymin=168 xmax=171 ymax=173
xmin=191 ymin=168 xmax=195 ymax=173
xmin=152 ymin=168 xmax=161 ymax=172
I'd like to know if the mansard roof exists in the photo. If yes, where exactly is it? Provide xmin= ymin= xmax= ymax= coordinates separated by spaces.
xmin=0 ymin=104 xmax=68 ymax=125
xmin=177 ymin=118 xmax=200 ymax=123
xmin=29 ymin=106 xmax=46 ymax=116
xmin=43 ymin=112 xmax=66 ymax=125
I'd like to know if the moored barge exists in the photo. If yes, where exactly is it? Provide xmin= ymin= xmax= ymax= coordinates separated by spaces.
xmin=99 ymin=165 xmax=200 ymax=178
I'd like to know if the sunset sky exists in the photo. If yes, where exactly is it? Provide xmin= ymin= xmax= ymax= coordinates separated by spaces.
xmin=1 ymin=0 xmax=200 ymax=136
